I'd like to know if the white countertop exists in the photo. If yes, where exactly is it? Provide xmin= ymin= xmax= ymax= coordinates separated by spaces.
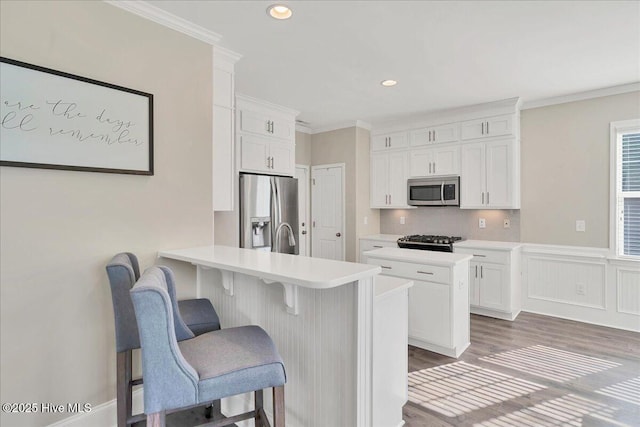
xmin=454 ymin=240 xmax=523 ymax=251
xmin=363 ymin=247 xmax=472 ymax=266
xmin=375 ymin=275 xmax=413 ymax=298
xmin=360 ymin=234 xmax=403 ymax=243
xmin=159 ymin=245 xmax=381 ymax=289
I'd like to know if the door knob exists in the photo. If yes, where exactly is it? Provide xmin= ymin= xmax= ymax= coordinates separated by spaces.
xmin=336 ymin=232 xmax=341 ymax=237
xmin=301 ymin=230 xmax=307 ymax=235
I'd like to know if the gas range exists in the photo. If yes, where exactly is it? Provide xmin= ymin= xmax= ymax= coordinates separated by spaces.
xmin=397 ymin=235 xmax=463 ymax=252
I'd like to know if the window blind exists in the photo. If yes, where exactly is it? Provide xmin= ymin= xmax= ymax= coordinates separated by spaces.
xmin=621 ymin=132 xmax=640 ymax=256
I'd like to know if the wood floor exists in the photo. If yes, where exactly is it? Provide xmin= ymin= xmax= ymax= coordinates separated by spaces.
xmin=404 ymin=312 xmax=640 ymax=427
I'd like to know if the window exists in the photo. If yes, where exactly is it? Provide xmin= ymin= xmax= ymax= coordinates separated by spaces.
xmin=611 ymin=119 xmax=640 ymax=257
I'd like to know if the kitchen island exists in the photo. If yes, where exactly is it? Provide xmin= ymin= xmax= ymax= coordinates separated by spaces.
xmin=363 ymin=247 xmax=472 ymax=358
xmin=158 ymin=245 xmax=409 ymax=427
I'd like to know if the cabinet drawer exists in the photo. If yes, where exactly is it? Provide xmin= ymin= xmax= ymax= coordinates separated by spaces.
xmin=455 ymin=248 xmax=509 ymax=265
xmin=361 ymin=240 xmax=397 ymax=252
xmin=368 ymin=258 xmax=450 ymax=284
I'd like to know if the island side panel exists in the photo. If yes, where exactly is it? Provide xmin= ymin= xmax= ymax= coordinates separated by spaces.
xmin=201 ymin=268 xmax=358 ymax=427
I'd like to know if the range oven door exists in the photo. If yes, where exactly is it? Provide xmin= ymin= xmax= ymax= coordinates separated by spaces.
xmin=407 ymin=176 xmax=459 ymax=206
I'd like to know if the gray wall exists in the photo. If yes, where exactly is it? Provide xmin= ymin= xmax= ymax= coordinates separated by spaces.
xmin=0 ymin=2 xmax=213 ymax=425
xmin=381 ymin=92 xmax=640 ymax=247
xmin=520 ymin=91 xmax=639 ymax=247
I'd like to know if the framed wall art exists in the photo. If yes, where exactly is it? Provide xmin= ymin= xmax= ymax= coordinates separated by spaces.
xmin=0 ymin=57 xmax=154 ymax=175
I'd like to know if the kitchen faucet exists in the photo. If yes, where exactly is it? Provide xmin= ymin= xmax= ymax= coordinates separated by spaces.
xmin=275 ymin=222 xmax=296 ymax=249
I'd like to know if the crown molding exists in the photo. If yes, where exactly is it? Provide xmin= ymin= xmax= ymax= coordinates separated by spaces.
xmin=295 ymin=124 xmax=312 ymax=134
xmin=522 ymin=82 xmax=640 ymax=110
xmin=213 ymin=45 xmax=242 ymax=64
xmin=309 ymin=120 xmax=372 ymax=135
xmin=104 ymin=0 xmax=223 ymax=45
xmin=236 ymin=93 xmax=300 ymax=117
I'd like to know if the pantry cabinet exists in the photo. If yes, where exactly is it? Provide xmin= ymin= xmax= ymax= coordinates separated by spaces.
xmin=371 ymin=150 xmax=411 ymax=208
xmin=460 ymin=138 xmax=520 ymax=209
xmin=236 ymin=94 xmax=298 ymax=177
xmin=409 ymin=144 xmax=460 ymax=177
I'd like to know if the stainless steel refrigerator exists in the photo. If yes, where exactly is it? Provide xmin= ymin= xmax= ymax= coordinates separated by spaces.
xmin=240 ymin=173 xmax=299 ymax=255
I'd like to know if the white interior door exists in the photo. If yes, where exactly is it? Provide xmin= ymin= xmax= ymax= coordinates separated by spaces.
xmin=311 ymin=164 xmax=345 ymax=260
xmin=295 ymin=165 xmax=310 ymax=257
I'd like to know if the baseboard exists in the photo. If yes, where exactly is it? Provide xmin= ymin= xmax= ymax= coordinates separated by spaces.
xmin=522 ymin=309 xmax=640 ymax=333
xmin=46 ymin=389 xmax=143 ymax=427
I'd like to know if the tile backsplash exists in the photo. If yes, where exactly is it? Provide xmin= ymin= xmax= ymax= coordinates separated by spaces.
xmin=380 ymin=208 xmax=520 ymax=241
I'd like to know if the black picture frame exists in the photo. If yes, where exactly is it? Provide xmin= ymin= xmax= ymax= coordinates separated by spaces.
xmin=0 ymin=57 xmax=154 ymax=175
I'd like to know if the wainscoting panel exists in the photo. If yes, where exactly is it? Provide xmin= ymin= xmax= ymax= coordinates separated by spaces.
xmin=526 ymin=256 xmax=606 ymax=309
xmin=522 ymin=245 xmax=640 ymax=332
xmin=616 ymin=265 xmax=640 ymax=315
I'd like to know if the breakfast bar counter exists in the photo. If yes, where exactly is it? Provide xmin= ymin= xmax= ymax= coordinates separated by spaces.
xmin=158 ymin=245 xmax=405 ymax=427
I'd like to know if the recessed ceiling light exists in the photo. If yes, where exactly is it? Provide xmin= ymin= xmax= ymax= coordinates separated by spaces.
xmin=381 ymin=79 xmax=397 ymax=87
xmin=267 ymin=4 xmax=293 ymax=20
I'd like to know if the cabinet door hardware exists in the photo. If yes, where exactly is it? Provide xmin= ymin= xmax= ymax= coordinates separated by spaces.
xmin=432 ymin=130 xmax=436 ymax=141
xmin=480 ymin=266 xmax=484 ymax=278
xmin=389 ymin=194 xmax=391 ymax=204
xmin=486 ymin=192 xmax=489 ymax=204
xmin=475 ymin=265 xmax=478 ymax=278
xmin=336 ymin=232 xmax=341 ymax=237
xmin=373 ymin=245 xmax=383 ymax=248
xmin=381 ymin=266 xmax=392 ymax=269
xmin=482 ymin=192 xmax=485 ymax=204
xmin=433 ymin=162 xmax=436 ymax=174
xmin=417 ymin=271 xmax=434 ymax=275
xmin=271 ymin=157 xmax=274 ymax=169
xmin=312 ymin=221 xmax=316 ymax=227
xmin=266 ymin=156 xmax=271 ymax=168
xmin=429 ymin=163 xmax=432 ymax=174
xmin=473 ymin=254 xmax=486 ymax=258
xmin=486 ymin=122 xmax=489 ymax=134
xmin=301 ymin=230 xmax=307 ymax=235
xmin=266 ymin=121 xmax=270 ymax=133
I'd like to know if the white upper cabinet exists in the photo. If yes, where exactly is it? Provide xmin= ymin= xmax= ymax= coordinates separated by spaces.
xmin=372 ymin=131 xmax=409 ymax=151
xmin=236 ymin=94 xmax=298 ymax=177
xmin=409 ymin=144 xmax=460 ymax=177
xmin=371 ymin=98 xmax=521 ymax=210
xmin=410 ymin=123 xmax=459 ymax=146
xmin=239 ymin=109 xmax=294 ymax=141
xmin=461 ymin=114 xmax=514 ymax=141
xmin=371 ymin=150 xmax=411 ymax=208
xmin=460 ymin=138 xmax=520 ymax=209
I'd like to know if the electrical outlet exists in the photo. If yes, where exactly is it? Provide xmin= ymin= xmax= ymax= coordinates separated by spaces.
xmin=364 ymin=216 xmax=368 ymax=225
xmin=576 ymin=283 xmax=586 ymax=295
xmin=479 ymin=218 xmax=486 ymax=229
xmin=576 ymin=220 xmax=586 ymax=232
xmin=504 ymin=218 xmax=511 ymax=229
xmin=400 ymin=216 xmax=405 ymax=225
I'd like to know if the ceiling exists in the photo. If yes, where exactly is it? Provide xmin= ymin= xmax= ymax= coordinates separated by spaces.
xmin=147 ymin=0 xmax=640 ymax=131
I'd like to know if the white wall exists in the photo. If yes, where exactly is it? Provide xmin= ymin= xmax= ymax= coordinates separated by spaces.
xmin=0 ymin=2 xmax=214 ymax=426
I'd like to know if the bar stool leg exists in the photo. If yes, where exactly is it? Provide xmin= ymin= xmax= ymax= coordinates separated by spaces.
xmin=272 ymin=386 xmax=285 ymax=427
xmin=116 ymin=351 xmax=132 ymax=427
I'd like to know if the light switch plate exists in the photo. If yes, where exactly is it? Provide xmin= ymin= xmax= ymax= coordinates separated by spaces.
xmin=364 ymin=216 xmax=368 ymax=225
xmin=400 ymin=216 xmax=405 ymax=225
xmin=504 ymin=219 xmax=511 ymax=228
xmin=479 ymin=218 xmax=486 ymax=228
xmin=576 ymin=220 xmax=586 ymax=232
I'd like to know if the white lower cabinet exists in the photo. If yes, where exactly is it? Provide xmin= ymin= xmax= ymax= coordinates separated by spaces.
xmin=359 ymin=236 xmax=400 ymax=262
xmin=363 ymin=248 xmax=471 ymax=358
xmin=455 ymin=241 xmax=522 ymax=321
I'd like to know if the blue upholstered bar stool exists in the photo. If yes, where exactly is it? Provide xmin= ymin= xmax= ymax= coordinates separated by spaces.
xmin=130 ymin=266 xmax=286 ymax=427
xmin=106 ymin=253 xmax=221 ymax=426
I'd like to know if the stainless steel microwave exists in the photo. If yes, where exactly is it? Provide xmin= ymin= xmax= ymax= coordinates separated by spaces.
xmin=407 ymin=176 xmax=460 ymax=206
